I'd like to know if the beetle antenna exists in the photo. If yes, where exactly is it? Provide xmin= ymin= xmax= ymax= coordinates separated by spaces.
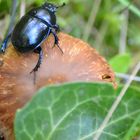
xmin=56 ymin=3 xmax=65 ymax=8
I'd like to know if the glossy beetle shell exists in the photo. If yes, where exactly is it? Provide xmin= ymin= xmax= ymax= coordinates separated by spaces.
xmin=28 ymin=7 xmax=56 ymax=25
xmin=11 ymin=8 xmax=56 ymax=52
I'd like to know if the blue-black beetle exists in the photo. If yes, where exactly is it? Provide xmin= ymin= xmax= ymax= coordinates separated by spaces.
xmin=0 ymin=2 xmax=65 ymax=73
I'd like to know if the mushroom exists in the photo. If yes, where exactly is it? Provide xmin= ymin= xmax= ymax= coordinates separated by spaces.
xmin=0 ymin=32 xmax=116 ymax=140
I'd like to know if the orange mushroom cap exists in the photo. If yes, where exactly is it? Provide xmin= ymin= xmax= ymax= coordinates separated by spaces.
xmin=0 ymin=32 xmax=116 ymax=139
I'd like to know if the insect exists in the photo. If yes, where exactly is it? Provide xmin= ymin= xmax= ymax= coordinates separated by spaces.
xmin=0 ymin=2 xmax=65 ymax=73
xmin=0 ymin=132 xmax=4 ymax=140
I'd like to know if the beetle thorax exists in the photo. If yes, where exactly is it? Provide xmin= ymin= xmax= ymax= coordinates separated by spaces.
xmin=29 ymin=8 xmax=56 ymax=26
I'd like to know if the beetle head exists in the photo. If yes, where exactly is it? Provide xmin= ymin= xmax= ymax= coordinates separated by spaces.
xmin=43 ymin=2 xmax=65 ymax=12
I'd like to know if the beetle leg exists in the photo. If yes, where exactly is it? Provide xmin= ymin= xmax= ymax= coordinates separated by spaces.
xmin=53 ymin=24 xmax=60 ymax=32
xmin=51 ymin=30 xmax=63 ymax=54
xmin=30 ymin=46 xmax=43 ymax=74
xmin=0 ymin=33 xmax=12 ymax=53
xmin=0 ymin=132 xmax=5 ymax=140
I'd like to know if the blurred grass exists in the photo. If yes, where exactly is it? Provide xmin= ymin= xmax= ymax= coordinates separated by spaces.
xmin=118 ymin=0 xmax=140 ymax=17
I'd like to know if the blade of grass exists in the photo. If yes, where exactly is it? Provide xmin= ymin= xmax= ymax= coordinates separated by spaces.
xmin=20 ymin=0 xmax=25 ymax=18
xmin=82 ymin=0 xmax=102 ymax=42
xmin=118 ymin=0 xmax=140 ymax=18
xmin=6 ymin=0 xmax=17 ymax=36
xmin=123 ymin=114 xmax=140 ymax=140
xmin=119 ymin=9 xmax=129 ymax=54
xmin=95 ymin=21 xmax=108 ymax=51
xmin=93 ymin=62 xmax=140 ymax=140
xmin=116 ymin=72 xmax=140 ymax=82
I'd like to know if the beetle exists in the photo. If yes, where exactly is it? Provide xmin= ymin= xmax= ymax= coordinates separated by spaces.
xmin=0 ymin=132 xmax=4 ymax=140
xmin=0 ymin=2 xmax=65 ymax=73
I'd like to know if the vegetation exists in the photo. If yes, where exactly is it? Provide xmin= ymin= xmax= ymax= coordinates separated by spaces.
xmin=0 ymin=0 xmax=140 ymax=140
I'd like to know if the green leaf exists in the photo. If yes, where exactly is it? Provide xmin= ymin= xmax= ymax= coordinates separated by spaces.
xmin=14 ymin=82 xmax=140 ymax=140
xmin=109 ymin=53 xmax=131 ymax=73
